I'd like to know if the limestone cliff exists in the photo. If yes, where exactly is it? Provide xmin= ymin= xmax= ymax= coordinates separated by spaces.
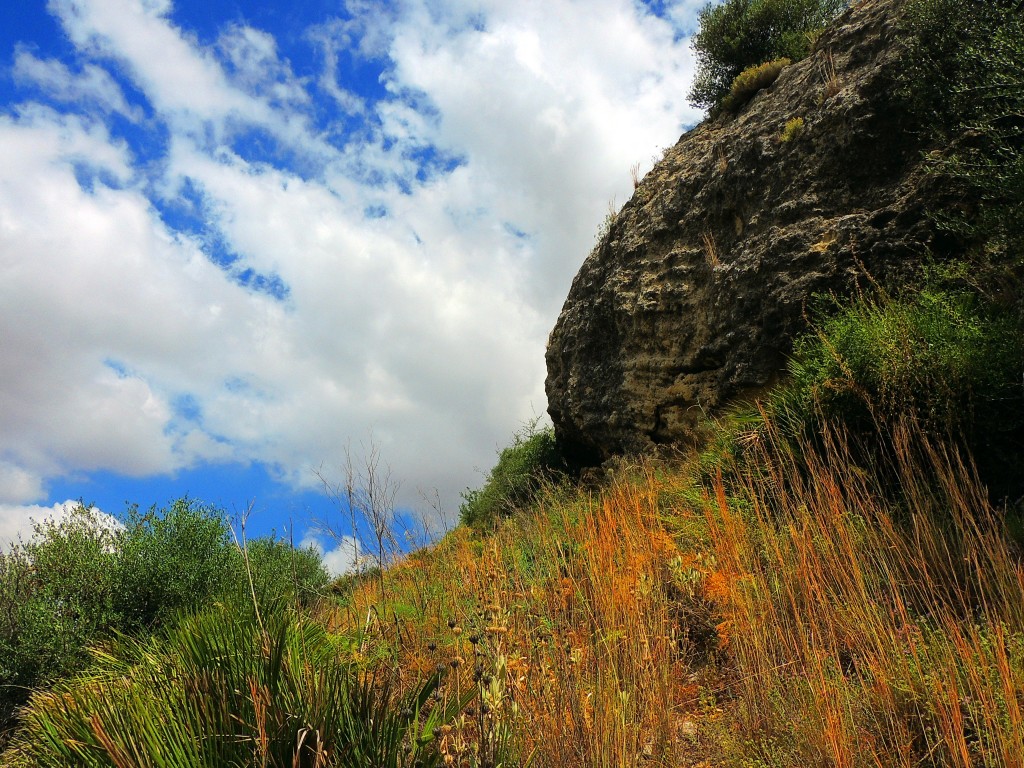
xmin=546 ymin=0 xmax=946 ymax=460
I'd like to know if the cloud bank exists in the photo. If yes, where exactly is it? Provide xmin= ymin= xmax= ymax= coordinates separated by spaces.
xmin=0 ymin=0 xmax=702 ymax=531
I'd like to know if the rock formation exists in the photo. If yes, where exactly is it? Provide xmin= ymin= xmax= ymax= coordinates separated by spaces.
xmin=546 ymin=0 xmax=946 ymax=460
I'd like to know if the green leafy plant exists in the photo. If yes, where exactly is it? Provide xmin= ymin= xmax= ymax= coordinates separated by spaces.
xmin=0 ymin=505 xmax=118 ymax=729
xmin=900 ymin=0 xmax=1024 ymax=277
xmin=111 ymin=498 xmax=237 ymax=631
xmin=241 ymin=537 xmax=330 ymax=609
xmin=460 ymin=422 xmax=566 ymax=528
xmin=689 ymin=0 xmax=847 ymax=112
xmin=772 ymin=288 xmax=1024 ymax=499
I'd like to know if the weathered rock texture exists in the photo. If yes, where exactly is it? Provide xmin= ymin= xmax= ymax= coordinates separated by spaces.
xmin=546 ymin=0 xmax=946 ymax=460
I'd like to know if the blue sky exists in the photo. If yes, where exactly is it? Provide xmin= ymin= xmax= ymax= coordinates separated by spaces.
xmin=0 ymin=0 xmax=703 ymax=571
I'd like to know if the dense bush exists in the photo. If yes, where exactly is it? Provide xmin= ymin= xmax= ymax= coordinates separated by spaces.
xmin=242 ymin=536 xmax=330 ymax=609
xmin=459 ymin=423 xmax=566 ymax=528
xmin=0 ymin=507 xmax=118 ymax=729
xmin=111 ymin=499 xmax=237 ymax=630
xmin=774 ymin=289 xmax=1024 ymax=499
xmin=689 ymin=0 xmax=847 ymax=112
xmin=0 ymin=499 xmax=328 ymax=738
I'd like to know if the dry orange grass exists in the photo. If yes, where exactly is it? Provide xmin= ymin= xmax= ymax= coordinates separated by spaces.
xmin=329 ymin=413 xmax=1024 ymax=768
xmin=332 ymin=471 xmax=711 ymax=767
xmin=705 ymin=415 xmax=1024 ymax=767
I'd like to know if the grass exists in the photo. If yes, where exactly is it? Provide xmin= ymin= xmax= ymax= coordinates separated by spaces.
xmin=704 ymin=413 xmax=1024 ymax=766
xmin=780 ymin=116 xmax=805 ymax=142
xmin=776 ymin=288 xmax=1024 ymax=502
xmin=721 ymin=58 xmax=791 ymax=114
xmin=332 ymin=473 xmax=703 ymax=765
xmin=703 ymin=229 xmax=722 ymax=268
xmin=324 ymin=404 xmax=1024 ymax=767
xmin=818 ymin=48 xmax=840 ymax=102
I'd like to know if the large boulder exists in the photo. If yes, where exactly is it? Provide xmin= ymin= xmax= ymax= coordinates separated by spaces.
xmin=546 ymin=0 xmax=945 ymax=460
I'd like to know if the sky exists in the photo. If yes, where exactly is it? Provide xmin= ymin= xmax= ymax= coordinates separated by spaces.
xmin=0 ymin=0 xmax=705 ymax=572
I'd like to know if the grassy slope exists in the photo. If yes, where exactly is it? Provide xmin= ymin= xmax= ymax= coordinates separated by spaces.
xmin=329 ymin=408 xmax=1024 ymax=767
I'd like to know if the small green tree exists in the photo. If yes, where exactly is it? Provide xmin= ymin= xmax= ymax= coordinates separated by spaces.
xmin=111 ymin=498 xmax=237 ymax=631
xmin=689 ymin=0 xmax=847 ymax=111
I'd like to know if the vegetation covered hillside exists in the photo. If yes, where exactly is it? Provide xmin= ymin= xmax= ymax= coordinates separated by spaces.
xmin=2 ymin=0 xmax=1023 ymax=765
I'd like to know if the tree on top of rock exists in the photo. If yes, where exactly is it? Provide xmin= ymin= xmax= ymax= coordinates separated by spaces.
xmin=689 ymin=0 xmax=848 ymax=112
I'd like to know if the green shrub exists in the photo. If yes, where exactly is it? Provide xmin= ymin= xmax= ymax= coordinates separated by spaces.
xmin=460 ymin=423 xmax=566 ymax=528
xmin=111 ymin=499 xmax=236 ymax=631
xmin=241 ymin=536 xmax=330 ymax=609
xmin=774 ymin=289 xmax=1024 ymax=497
xmin=0 ymin=506 xmax=118 ymax=706
xmin=689 ymin=0 xmax=847 ymax=112
xmin=880 ymin=0 xmax=1024 ymax=504
xmin=721 ymin=58 xmax=792 ymax=113
xmin=0 ymin=499 xmax=330 ymax=738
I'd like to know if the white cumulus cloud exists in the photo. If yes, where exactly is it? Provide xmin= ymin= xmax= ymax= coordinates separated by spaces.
xmin=301 ymin=533 xmax=365 ymax=577
xmin=13 ymin=48 xmax=142 ymax=119
xmin=0 ymin=500 xmax=119 ymax=551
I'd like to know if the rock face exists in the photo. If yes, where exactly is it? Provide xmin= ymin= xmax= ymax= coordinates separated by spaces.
xmin=546 ymin=0 xmax=944 ymax=460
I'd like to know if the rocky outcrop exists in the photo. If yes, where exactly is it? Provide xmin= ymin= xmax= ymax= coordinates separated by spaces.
xmin=546 ymin=0 xmax=945 ymax=460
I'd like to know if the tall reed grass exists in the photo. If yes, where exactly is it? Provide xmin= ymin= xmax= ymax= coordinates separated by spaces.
xmin=12 ymin=412 xmax=1021 ymax=768
xmin=336 ymin=411 xmax=1023 ymax=767
xmin=336 ymin=475 xmax=714 ymax=766
xmin=703 ymin=413 xmax=1024 ymax=767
